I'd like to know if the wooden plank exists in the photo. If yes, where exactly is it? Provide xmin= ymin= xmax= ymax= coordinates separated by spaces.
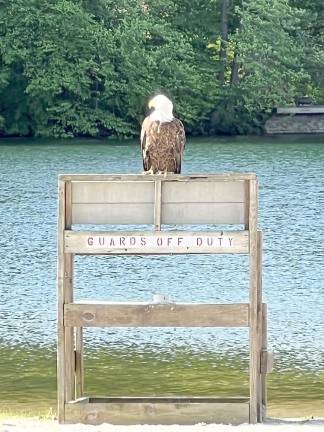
xmin=65 ymin=397 xmax=250 ymax=425
xmin=257 ymin=230 xmax=263 ymax=420
xmin=64 ymin=182 xmax=75 ymax=408
xmin=64 ymin=302 xmax=249 ymax=328
xmin=154 ymin=180 xmax=162 ymax=230
xmin=57 ymin=180 xmax=75 ymax=422
xmin=72 ymin=202 xmax=245 ymax=225
xmin=162 ymin=181 xmax=245 ymax=203
xmin=60 ymin=173 xmax=257 ymax=182
xmin=261 ymin=304 xmax=268 ymax=407
xmin=71 ymin=203 xmax=154 ymax=225
xmin=244 ymin=180 xmax=250 ymax=229
xmin=260 ymin=349 xmax=273 ymax=374
xmin=70 ymin=176 xmax=248 ymax=225
xmin=64 ymin=230 xmax=249 ymax=255
xmin=75 ymin=327 xmax=84 ymax=399
xmin=64 ymin=297 xmax=75 ymax=403
xmin=162 ymin=202 xmax=245 ymax=224
xmin=72 ymin=181 xmax=154 ymax=204
xmin=57 ymin=179 xmax=66 ymax=423
xmin=248 ymin=179 xmax=260 ymax=424
xmin=64 ymin=182 xmax=75 ymax=407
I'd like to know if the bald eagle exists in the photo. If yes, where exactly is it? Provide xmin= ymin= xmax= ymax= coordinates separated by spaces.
xmin=140 ymin=95 xmax=186 ymax=174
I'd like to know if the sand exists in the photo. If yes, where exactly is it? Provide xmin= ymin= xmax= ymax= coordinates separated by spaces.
xmin=1 ymin=419 xmax=324 ymax=432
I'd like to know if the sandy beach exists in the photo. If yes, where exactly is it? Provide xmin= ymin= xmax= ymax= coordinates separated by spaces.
xmin=1 ymin=419 xmax=324 ymax=432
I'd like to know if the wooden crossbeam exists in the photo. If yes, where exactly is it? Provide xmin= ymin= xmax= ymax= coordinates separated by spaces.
xmin=65 ymin=397 xmax=250 ymax=425
xmin=64 ymin=230 xmax=249 ymax=255
xmin=64 ymin=302 xmax=249 ymax=328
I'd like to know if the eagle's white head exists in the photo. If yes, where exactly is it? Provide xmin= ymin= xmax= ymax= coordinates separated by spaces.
xmin=148 ymin=94 xmax=174 ymax=123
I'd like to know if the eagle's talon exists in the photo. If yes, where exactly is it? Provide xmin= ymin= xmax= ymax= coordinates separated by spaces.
xmin=142 ymin=168 xmax=154 ymax=175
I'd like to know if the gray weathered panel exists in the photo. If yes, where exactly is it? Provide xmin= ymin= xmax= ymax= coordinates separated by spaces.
xmin=163 ymin=181 xmax=245 ymax=203
xmin=72 ymin=181 xmax=155 ymax=204
xmin=71 ymin=179 xmax=246 ymax=225
xmin=162 ymin=203 xmax=245 ymax=224
xmin=71 ymin=204 xmax=154 ymax=225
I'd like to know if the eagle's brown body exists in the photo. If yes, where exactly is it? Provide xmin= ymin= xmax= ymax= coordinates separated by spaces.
xmin=140 ymin=116 xmax=186 ymax=174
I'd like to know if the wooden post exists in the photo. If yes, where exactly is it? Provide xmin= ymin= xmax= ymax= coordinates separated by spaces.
xmin=248 ymin=178 xmax=261 ymax=423
xmin=75 ymin=327 xmax=84 ymax=398
xmin=257 ymin=230 xmax=263 ymax=421
xmin=261 ymin=303 xmax=268 ymax=419
xmin=57 ymin=179 xmax=75 ymax=422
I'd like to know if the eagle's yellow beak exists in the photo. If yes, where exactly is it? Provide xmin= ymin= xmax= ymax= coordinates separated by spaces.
xmin=148 ymin=99 xmax=155 ymax=109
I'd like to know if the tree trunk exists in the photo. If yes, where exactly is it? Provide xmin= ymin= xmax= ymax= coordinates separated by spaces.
xmin=219 ymin=0 xmax=229 ymax=84
xmin=231 ymin=51 xmax=239 ymax=85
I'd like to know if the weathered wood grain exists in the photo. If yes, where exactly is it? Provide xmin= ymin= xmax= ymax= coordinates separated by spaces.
xmin=71 ymin=203 xmax=154 ymax=225
xmin=257 ymin=230 xmax=263 ymax=420
xmin=154 ymin=180 xmax=162 ymax=230
xmin=72 ymin=181 xmax=154 ymax=204
xmin=162 ymin=180 xmax=245 ymax=203
xmin=75 ymin=327 xmax=84 ymax=399
xmin=64 ymin=230 xmax=249 ymax=255
xmin=248 ymin=180 xmax=260 ymax=424
xmin=72 ymin=202 xmax=245 ymax=225
xmin=70 ymin=177 xmax=247 ymax=225
xmin=162 ymin=202 xmax=245 ymax=225
xmin=64 ymin=302 xmax=249 ymax=328
xmin=65 ymin=397 xmax=250 ymax=425
xmin=60 ymin=173 xmax=257 ymax=182
xmin=57 ymin=180 xmax=75 ymax=422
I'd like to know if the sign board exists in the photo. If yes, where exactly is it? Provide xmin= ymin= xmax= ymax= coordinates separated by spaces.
xmin=64 ymin=231 xmax=249 ymax=254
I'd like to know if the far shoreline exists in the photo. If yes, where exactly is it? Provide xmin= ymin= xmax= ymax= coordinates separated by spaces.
xmin=0 ymin=134 xmax=323 ymax=146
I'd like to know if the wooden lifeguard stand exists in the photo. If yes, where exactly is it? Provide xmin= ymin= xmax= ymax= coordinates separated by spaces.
xmin=57 ymin=173 xmax=271 ymax=425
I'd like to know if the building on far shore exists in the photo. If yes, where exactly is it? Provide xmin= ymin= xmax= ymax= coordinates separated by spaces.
xmin=265 ymin=106 xmax=324 ymax=134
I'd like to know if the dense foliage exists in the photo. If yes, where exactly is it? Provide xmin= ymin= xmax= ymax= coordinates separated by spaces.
xmin=0 ymin=0 xmax=323 ymax=137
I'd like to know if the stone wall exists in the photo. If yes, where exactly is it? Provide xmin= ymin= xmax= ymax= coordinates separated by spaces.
xmin=265 ymin=114 xmax=324 ymax=134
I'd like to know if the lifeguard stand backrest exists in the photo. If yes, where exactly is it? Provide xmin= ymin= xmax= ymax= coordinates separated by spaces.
xmin=68 ymin=174 xmax=254 ymax=226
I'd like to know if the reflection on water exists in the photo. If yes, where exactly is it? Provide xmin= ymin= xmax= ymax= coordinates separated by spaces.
xmin=1 ymin=345 xmax=324 ymax=417
xmin=0 ymin=137 xmax=323 ymax=416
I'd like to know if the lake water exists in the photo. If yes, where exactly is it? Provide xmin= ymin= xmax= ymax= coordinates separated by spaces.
xmin=0 ymin=137 xmax=323 ymax=418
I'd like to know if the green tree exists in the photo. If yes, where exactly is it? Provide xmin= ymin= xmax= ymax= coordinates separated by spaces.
xmin=289 ymin=0 xmax=324 ymax=102
xmin=0 ymin=0 xmax=322 ymax=137
xmin=209 ymin=0 xmax=312 ymax=133
xmin=0 ymin=0 xmax=219 ymax=137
